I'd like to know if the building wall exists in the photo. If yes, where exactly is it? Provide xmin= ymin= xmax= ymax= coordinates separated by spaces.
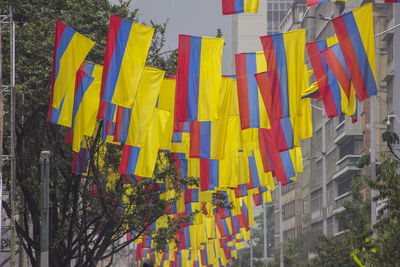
xmin=274 ymin=0 xmax=398 ymax=255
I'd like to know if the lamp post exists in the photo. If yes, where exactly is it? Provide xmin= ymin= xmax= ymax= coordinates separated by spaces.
xmin=40 ymin=151 xmax=50 ymax=267
xmin=311 ymin=104 xmax=327 ymax=236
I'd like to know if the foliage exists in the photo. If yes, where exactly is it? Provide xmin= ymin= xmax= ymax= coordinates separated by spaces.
xmin=311 ymin=130 xmax=400 ymax=266
xmin=0 ymin=1 xmax=192 ymax=266
xmin=267 ymin=229 xmax=321 ymax=267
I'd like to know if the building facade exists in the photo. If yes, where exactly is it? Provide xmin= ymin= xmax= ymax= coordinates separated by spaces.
xmin=273 ymin=0 xmax=399 ymax=258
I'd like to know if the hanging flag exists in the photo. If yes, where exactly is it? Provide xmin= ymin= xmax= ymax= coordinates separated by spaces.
xmin=175 ymin=35 xmax=224 ymax=122
xmin=307 ymin=0 xmax=347 ymax=7
xmin=258 ymin=29 xmax=307 ymax=150
xmin=259 ymin=29 xmax=306 ymax=121
xmin=307 ymin=36 xmax=344 ymax=118
xmin=321 ymin=43 xmax=357 ymax=119
xmin=221 ymin=0 xmax=259 ymax=15
xmin=298 ymin=66 xmax=313 ymax=140
xmin=125 ymin=66 xmax=165 ymax=147
xmin=332 ymin=3 xmax=377 ymax=101
xmin=112 ymin=106 xmax=132 ymax=144
xmin=98 ymin=14 xmax=154 ymax=119
xmin=119 ymin=109 xmax=172 ymax=177
xmin=235 ymin=52 xmax=270 ymax=129
xmin=47 ymin=20 xmax=95 ymax=127
xmin=72 ymin=147 xmax=90 ymax=175
xmin=71 ymin=62 xmax=102 ymax=152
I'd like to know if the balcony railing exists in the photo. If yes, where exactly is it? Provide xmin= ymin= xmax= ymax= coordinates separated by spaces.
xmin=336 ymin=121 xmax=345 ymax=137
xmin=336 ymin=155 xmax=361 ymax=170
xmin=335 ymin=193 xmax=353 ymax=210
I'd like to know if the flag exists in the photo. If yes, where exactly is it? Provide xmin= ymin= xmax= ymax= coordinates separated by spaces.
xmin=112 ymin=106 xmax=132 ymax=144
xmin=98 ymin=15 xmax=154 ymax=118
xmin=175 ymin=35 xmax=224 ymax=122
xmin=258 ymin=29 xmax=307 ymax=149
xmin=125 ymin=66 xmax=165 ymax=146
xmin=71 ymin=62 xmax=102 ymax=152
xmin=384 ymin=0 xmax=400 ymax=2
xmin=332 ymin=3 xmax=377 ymax=101
xmin=47 ymin=20 xmax=95 ymax=127
xmin=307 ymin=0 xmax=347 ymax=6
xmin=72 ymin=147 xmax=90 ymax=175
xmin=221 ymin=0 xmax=259 ymax=15
xmin=235 ymin=52 xmax=270 ymax=129
xmin=298 ymin=66 xmax=313 ymax=140
xmin=189 ymin=77 xmax=233 ymax=159
xmin=320 ymin=43 xmax=357 ymax=118
xmin=119 ymin=109 xmax=172 ymax=177
xmin=307 ymin=36 xmax=343 ymax=117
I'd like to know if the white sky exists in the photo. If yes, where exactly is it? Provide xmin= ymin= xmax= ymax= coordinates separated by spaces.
xmin=129 ymin=0 xmax=232 ymax=74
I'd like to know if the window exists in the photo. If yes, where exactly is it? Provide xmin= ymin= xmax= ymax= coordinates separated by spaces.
xmin=311 ymin=189 xmax=322 ymax=211
xmin=282 ymin=200 xmax=295 ymax=220
xmin=338 ymin=177 xmax=352 ymax=196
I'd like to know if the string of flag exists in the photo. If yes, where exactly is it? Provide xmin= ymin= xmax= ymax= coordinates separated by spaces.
xmin=47 ymin=2 xmax=381 ymax=266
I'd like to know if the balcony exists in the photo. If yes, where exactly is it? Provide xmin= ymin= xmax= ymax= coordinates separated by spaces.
xmin=334 ymin=121 xmax=363 ymax=146
xmin=334 ymin=192 xmax=353 ymax=213
xmin=311 ymin=208 xmax=322 ymax=223
xmin=336 ymin=155 xmax=361 ymax=170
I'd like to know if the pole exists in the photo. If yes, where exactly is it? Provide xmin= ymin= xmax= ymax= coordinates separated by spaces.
xmin=322 ymin=111 xmax=327 ymax=236
xmin=9 ymin=7 xmax=17 ymax=267
xmin=370 ymin=97 xmax=376 ymax=236
xmin=40 ymin=151 xmax=50 ymax=267
xmin=249 ymin=232 xmax=253 ymax=267
xmin=0 ymin=7 xmax=3 ymax=262
xmin=263 ymin=202 xmax=268 ymax=263
xmin=279 ymin=183 xmax=283 ymax=267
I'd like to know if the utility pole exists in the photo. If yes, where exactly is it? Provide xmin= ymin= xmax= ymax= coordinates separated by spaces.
xmin=263 ymin=202 xmax=268 ymax=263
xmin=370 ymin=97 xmax=376 ymax=236
xmin=40 ymin=151 xmax=50 ymax=267
xmin=279 ymin=183 xmax=283 ymax=267
xmin=249 ymin=232 xmax=253 ymax=267
xmin=311 ymin=104 xmax=328 ymax=236
xmin=322 ymin=111 xmax=327 ymax=236
xmin=0 ymin=7 xmax=3 ymax=262
xmin=9 ymin=7 xmax=17 ymax=267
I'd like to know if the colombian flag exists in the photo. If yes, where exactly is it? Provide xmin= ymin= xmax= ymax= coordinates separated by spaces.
xmin=307 ymin=36 xmax=344 ymax=118
xmin=257 ymin=29 xmax=307 ymax=151
xmin=47 ymin=20 xmax=95 ymax=127
xmin=112 ymin=106 xmax=132 ymax=144
xmin=72 ymin=147 xmax=89 ymax=175
xmin=321 ymin=43 xmax=357 ymax=120
xmin=125 ymin=66 xmax=165 ymax=147
xmin=307 ymin=0 xmax=347 ymax=6
xmin=98 ymin=15 xmax=154 ymax=118
xmin=175 ymin=35 xmax=224 ymax=122
xmin=332 ymin=3 xmax=377 ymax=101
xmin=221 ymin=0 xmax=259 ymax=15
xmin=235 ymin=52 xmax=270 ymax=129
xmin=71 ymin=62 xmax=102 ymax=152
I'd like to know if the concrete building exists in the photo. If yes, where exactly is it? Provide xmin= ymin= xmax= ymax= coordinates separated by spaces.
xmin=273 ymin=0 xmax=399 ymax=257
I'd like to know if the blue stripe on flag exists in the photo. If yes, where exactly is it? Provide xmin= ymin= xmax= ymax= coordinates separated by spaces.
xmin=54 ymin=26 xmax=75 ymax=81
xmin=272 ymin=33 xmax=289 ymax=117
xmin=343 ymin=13 xmax=377 ymax=96
xmin=103 ymin=19 xmax=132 ymax=102
xmin=245 ymin=53 xmax=260 ymax=128
xmin=187 ymin=36 xmax=202 ymax=121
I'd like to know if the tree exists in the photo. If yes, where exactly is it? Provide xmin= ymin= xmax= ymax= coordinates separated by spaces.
xmin=309 ymin=179 xmax=369 ymax=267
xmin=311 ymin=129 xmax=400 ymax=266
xmin=0 ymin=1 xmax=188 ymax=266
xmin=267 ymin=229 xmax=321 ymax=267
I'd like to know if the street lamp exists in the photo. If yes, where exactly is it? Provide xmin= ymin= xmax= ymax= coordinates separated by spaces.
xmin=386 ymin=114 xmax=400 ymax=126
xmin=311 ymin=104 xmax=327 ymax=236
